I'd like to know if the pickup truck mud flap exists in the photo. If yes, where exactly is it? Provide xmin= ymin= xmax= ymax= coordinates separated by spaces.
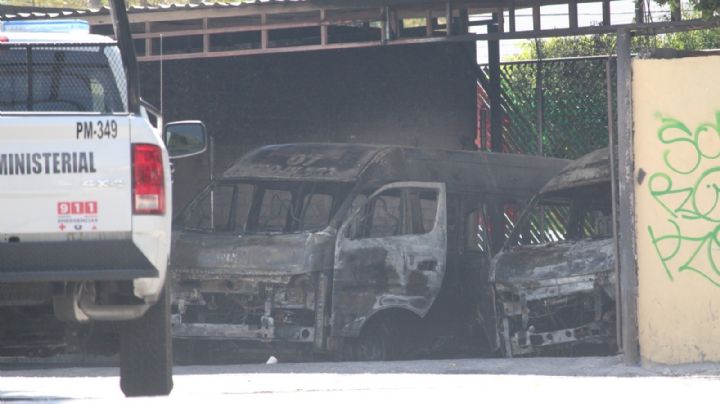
xmin=0 ymin=240 xmax=156 ymax=282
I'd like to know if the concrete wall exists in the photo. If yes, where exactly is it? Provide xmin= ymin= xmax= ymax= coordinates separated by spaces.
xmin=634 ymin=55 xmax=720 ymax=364
xmin=138 ymin=43 xmax=477 ymax=209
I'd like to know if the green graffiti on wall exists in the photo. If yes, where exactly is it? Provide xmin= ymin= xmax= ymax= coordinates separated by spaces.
xmin=647 ymin=112 xmax=720 ymax=287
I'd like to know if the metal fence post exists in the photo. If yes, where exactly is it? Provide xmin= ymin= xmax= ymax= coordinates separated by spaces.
xmin=534 ymin=39 xmax=544 ymax=156
xmin=488 ymin=15 xmax=502 ymax=153
xmin=606 ymin=57 xmax=623 ymax=353
xmin=616 ymin=28 xmax=640 ymax=365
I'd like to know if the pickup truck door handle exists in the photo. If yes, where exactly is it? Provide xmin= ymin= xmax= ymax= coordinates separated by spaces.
xmin=417 ymin=259 xmax=437 ymax=272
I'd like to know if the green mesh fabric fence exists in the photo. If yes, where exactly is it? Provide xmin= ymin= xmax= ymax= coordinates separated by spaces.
xmin=478 ymin=56 xmax=616 ymax=160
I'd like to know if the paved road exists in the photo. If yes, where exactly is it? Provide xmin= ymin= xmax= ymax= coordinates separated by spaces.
xmin=2 ymin=356 xmax=720 ymax=403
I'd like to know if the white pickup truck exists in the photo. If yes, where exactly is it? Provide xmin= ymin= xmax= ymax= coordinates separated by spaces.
xmin=0 ymin=4 xmax=205 ymax=397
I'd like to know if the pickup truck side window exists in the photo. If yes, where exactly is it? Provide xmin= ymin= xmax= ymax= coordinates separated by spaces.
xmin=0 ymin=46 xmax=126 ymax=113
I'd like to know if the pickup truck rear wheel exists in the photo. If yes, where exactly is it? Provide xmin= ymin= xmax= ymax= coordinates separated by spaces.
xmin=119 ymin=284 xmax=173 ymax=397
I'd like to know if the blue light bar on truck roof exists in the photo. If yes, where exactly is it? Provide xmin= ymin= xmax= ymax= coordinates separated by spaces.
xmin=0 ymin=20 xmax=90 ymax=34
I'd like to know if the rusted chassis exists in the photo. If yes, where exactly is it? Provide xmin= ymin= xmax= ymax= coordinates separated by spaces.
xmin=170 ymin=143 xmax=570 ymax=359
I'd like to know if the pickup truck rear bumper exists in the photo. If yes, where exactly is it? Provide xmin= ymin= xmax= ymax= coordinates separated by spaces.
xmin=0 ymin=240 xmax=157 ymax=282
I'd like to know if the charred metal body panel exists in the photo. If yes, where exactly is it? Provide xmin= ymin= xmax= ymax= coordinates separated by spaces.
xmin=540 ymin=147 xmax=610 ymax=194
xmin=171 ymin=143 xmax=569 ymax=358
xmin=494 ymin=239 xmax=615 ymax=355
xmin=331 ymin=181 xmax=447 ymax=337
xmin=171 ymin=231 xmax=333 ymax=347
xmin=492 ymin=147 xmax=615 ymax=357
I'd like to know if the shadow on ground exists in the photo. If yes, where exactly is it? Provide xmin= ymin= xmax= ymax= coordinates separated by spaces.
xmin=0 ymin=391 xmax=72 ymax=402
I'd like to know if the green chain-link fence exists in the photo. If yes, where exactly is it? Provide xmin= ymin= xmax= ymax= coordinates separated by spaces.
xmin=478 ymin=56 xmax=616 ymax=160
xmin=476 ymin=56 xmax=617 ymax=245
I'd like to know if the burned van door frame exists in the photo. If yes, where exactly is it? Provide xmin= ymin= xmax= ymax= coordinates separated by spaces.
xmin=330 ymin=182 xmax=447 ymax=348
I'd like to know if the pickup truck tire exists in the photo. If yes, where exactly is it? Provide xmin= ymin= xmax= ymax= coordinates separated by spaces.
xmin=119 ymin=284 xmax=173 ymax=397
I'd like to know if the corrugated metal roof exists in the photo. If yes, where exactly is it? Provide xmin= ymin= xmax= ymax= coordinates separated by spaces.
xmin=0 ymin=1 xmax=306 ymax=20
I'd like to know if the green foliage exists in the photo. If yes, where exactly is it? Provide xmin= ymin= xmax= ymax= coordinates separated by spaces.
xmin=402 ymin=18 xmax=427 ymax=28
xmin=657 ymin=26 xmax=720 ymax=49
xmin=512 ymin=35 xmax=617 ymax=60
xmin=655 ymin=0 xmax=720 ymax=18
xmin=512 ymin=26 xmax=720 ymax=62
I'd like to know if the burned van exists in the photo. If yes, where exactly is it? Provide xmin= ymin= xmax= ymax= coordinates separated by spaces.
xmin=169 ymin=143 xmax=569 ymax=360
xmin=491 ymin=147 xmax=615 ymax=357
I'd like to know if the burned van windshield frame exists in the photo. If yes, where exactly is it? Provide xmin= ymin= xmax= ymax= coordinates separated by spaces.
xmin=504 ymin=182 xmax=613 ymax=249
xmin=176 ymin=179 xmax=353 ymax=234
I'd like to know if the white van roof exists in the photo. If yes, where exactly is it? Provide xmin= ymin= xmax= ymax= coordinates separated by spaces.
xmin=0 ymin=19 xmax=113 ymax=44
xmin=1 ymin=31 xmax=114 ymax=44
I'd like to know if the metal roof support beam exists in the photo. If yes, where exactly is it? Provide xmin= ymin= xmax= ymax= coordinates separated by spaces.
xmin=460 ymin=16 xmax=720 ymax=41
xmin=616 ymin=28 xmax=640 ymax=365
xmin=31 ymin=0 xmax=618 ymax=27
xmin=569 ymin=0 xmax=578 ymax=29
xmin=495 ymin=8 xmax=504 ymax=33
xmin=381 ymin=7 xmax=388 ymax=43
xmin=21 ymin=1 xmax=717 ymax=63
xmin=202 ymin=17 xmax=209 ymax=55
xmin=425 ymin=10 xmax=432 ymax=36
xmin=635 ymin=0 xmax=644 ymax=23
xmin=395 ymin=8 xmax=403 ymax=38
xmin=459 ymin=8 xmax=469 ymax=34
xmin=320 ymin=9 xmax=328 ymax=45
xmin=260 ymin=13 xmax=268 ymax=49
xmin=602 ymin=0 xmax=611 ymax=26
xmin=446 ymin=1 xmax=453 ymax=36
xmin=145 ymin=21 xmax=152 ymax=57
xmin=670 ymin=0 xmax=681 ymax=21
xmin=123 ymin=16 xmax=720 ymax=62
xmin=509 ymin=0 xmax=516 ymax=32
xmin=532 ymin=4 xmax=541 ymax=32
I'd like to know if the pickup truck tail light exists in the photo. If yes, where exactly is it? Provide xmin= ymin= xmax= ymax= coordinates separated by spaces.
xmin=132 ymin=143 xmax=165 ymax=215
